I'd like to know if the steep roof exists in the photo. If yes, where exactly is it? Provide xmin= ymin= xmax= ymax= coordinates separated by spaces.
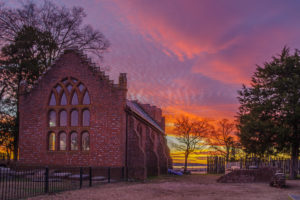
xmin=23 ymin=48 xmax=124 ymax=94
xmin=126 ymin=100 xmax=164 ymax=133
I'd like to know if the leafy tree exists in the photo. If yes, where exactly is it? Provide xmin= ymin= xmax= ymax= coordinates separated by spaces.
xmin=0 ymin=1 xmax=109 ymax=160
xmin=0 ymin=113 xmax=15 ymax=162
xmin=237 ymin=47 xmax=300 ymax=179
xmin=0 ymin=25 xmax=57 ymax=160
xmin=173 ymin=116 xmax=211 ymax=173
xmin=208 ymin=119 xmax=237 ymax=162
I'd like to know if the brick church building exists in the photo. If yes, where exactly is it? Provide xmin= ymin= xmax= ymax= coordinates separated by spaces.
xmin=19 ymin=49 xmax=172 ymax=179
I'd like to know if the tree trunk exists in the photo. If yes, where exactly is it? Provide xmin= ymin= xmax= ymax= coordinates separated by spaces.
xmin=290 ymin=143 xmax=299 ymax=179
xmin=13 ymin=77 xmax=21 ymax=161
xmin=226 ymin=146 xmax=230 ymax=162
xmin=184 ymin=152 xmax=189 ymax=173
xmin=13 ymin=110 xmax=19 ymax=161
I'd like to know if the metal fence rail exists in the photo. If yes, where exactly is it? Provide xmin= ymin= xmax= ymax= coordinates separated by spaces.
xmin=0 ymin=166 xmax=125 ymax=200
xmin=207 ymin=157 xmax=300 ymax=176
xmin=238 ymin=158 xmax=300 ymax=174
xmin=207 ymin=156 xmax=225 ymax=174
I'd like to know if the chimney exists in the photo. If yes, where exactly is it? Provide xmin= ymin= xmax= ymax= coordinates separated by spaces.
xmin=119 ymin=73 xmax=127 ymax=89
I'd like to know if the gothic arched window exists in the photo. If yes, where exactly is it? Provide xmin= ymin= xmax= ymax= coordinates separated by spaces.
xmin=82 ymin=132 xmax=90 ymax=151
xmin=71 ymin=110 xmax=79 ymax=126
xmin=59 ymin=110 xmax=67 ymax=126
xmin=59 ymin=132 xmax=67 ymax=150
xmin=48 ymin=110 xmax=56 ymax=127
xmin=82 ymin=109 xmax=90 ymax=126
xmin=71 ymin=132 xmax=78 ymax=150
xmin=71 ymin=91 xmax=79 ymax=105
xmin=49 ymin=92 xmax=56 ymax=105
xmin=83 ymin=91 xmax=90 ymax=105
xmin=47 ymin=77 xmax=91 ymax=152
xmin=48 ymin=132 xmax=56 ymax=151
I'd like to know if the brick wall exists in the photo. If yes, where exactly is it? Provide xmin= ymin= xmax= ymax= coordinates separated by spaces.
xmin=19 ymin=50 xmax=127 ymax=167
xmin=19 ymin=49 xmax=172 ymax=180
xmin=126 ymin=113 xmax=171 ymax=179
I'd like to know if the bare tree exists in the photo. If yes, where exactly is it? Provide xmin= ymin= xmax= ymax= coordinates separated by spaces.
xmin=0 ymin=1 xmax=109 ymax=160
xmin=0 ymin=1 xmax=109 ymax=62
xmin=208 ymin=119 xmax=237 ymax=162
xmin=173 ymin=116 xmax=211 ymax=173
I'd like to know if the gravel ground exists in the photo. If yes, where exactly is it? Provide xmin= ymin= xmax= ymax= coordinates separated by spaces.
xmin=28 ymin=175 xmax=300 ymax=200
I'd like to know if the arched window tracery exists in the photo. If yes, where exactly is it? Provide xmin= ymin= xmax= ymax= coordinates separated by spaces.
xmin=47 ymin=77 xmax=91 ymax=152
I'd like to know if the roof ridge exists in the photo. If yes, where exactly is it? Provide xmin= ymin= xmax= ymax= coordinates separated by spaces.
xmin=23 ymin=48 xmax=124 ymax=94
xmin=126 ymin=100 xmax=164 ymax=133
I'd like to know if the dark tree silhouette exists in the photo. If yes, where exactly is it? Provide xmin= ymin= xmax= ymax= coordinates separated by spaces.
xmin=237 ymin=47 xmax=300 ymax=179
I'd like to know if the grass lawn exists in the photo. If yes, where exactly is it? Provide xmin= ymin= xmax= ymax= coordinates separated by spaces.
xmin=28 ymin=174 xmax=300 ymax=200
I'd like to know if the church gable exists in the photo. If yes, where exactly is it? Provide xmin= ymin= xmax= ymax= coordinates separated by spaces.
xmin=19 ymin=50 xmax=127 ymax=167
xmin=18 ymin=49 xmax=171 ymax=179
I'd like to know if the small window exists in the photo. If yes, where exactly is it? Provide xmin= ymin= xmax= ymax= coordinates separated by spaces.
xmin=71 ymin=110 xmax=78 ymax=126
xmin=67 ymin=84 xmax=72 ymax=92
xmin=61 ymin=92 xmax=67 ymax=105
xmin=60 ymin=110 xmax=67 ymax=126
xmin=49 ymin=132 xmax=55 ymax=151
xmin=62 ymin=79 xmax=68 ymax=85
xmin=71 ymin=78 xmax=78 ymax=83
xmin=70 ymin=132 xmax=78 ymax=150
xmin=49 ymin=110 xmax=56 ymax=127
xmin=71 ymin=92 xmax=79 ymax=105
xmin=59 ymin=132 xmax=67 ymax=150
xmin=55 ymin=85 xmax=62 ymax=93
xmin=78 ymin=84 xmax=84 ymax=92
xmin=82 ymin=132 xmax=90 ymax=151
xmin=83 ymin=110 xmax=90 ymax=126
xmin=83 ymin=91 xmax=90 ymax=104
xmin=49 ymin=92 xmax=56 ymax=106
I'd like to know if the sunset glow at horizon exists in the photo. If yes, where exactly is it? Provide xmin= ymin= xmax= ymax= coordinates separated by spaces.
xmin=7 ymin=0 xmax=300 ymax=165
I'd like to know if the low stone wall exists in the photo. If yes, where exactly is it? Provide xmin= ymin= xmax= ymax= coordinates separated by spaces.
xmin=217 ymin=167 xmax=276 ymax=183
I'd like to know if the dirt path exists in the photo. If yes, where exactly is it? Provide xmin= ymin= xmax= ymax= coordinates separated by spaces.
xmin=28 ymin=175 xmax=300 ymax=200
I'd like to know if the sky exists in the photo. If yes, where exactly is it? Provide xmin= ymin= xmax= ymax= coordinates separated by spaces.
xmin=46 ymin=0 xmax=300 ymax=123
xmin=4 ymin=0 xmax=300 ymax=165
xmin=6 ymin=0 xmax=300 ymax=123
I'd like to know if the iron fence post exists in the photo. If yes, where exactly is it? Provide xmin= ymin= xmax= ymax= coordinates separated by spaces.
xmin=80 ymin=167 xmax=83 ymax=189
xmin=108 ymin=167 xmax=111 ymax=183
xmin=44 ymin=167 xmax=49 ymax=193
xmin=122 ymin=167 xmax=124 ymax=180
xmin=89 ymin=167 xmax=92 ymax=187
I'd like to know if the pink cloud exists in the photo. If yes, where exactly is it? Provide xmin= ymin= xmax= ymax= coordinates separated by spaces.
xmin=111 ymin=0 xmax=300 ymax=84
xmin=52 ymin=0 xmax=300 ymax=126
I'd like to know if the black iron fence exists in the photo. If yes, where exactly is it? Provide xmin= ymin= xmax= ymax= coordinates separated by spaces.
xmin=0 ymin=166 xmax=125 ymax=200
xmin=207 ymin=156 xmax=300 ymax=176
xmin=207 ymin=156 xmax=225 ymax=174
xmin=238 ymin=158 xmax=300 ymax=174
